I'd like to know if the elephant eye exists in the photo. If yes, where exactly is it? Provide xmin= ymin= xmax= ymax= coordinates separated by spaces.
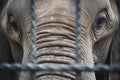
xmin=8 ymin=16 xmax=19 ymax=32
xmin=95 ymin=12 xmax=107 ymax=30
xmin=93 ymin=11 xmax=108 ymax=36
xmin=96 ymin=17 xmax=106 ymax=29
xmin=7 ymin=15 xmax=22 ymax=43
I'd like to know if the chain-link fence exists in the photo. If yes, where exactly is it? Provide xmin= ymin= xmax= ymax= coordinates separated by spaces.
xmin=0 ymin=0 xmax=120 ymax=80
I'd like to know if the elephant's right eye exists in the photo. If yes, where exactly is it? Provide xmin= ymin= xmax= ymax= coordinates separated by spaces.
xmin=8 ymin=16 xmax=19 ymax=32
xmin=6 ymin=15 xmax=22 ymax=43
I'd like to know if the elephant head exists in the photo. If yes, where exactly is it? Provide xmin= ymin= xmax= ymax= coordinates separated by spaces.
xmin=0 ymin=0 xmax=19 ymax=80
xmin=0 ymin=0 xmax=119 ymax=80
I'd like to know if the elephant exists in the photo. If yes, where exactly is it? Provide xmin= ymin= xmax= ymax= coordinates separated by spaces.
xmin=0 ymin=0 xmax=120 ymax=80
xmin=0 ymin=0 xmax=20 ymax=80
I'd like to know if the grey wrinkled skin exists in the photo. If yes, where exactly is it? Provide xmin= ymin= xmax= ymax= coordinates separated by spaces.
xmin=0 ymin=0 xmax=119 ymax=80
xmin=0 ymin=0 xmax=19 ymax=80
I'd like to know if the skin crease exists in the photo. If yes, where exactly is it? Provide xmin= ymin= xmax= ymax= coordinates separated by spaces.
xmin=0 ymin=0 xmax=119 ymax=80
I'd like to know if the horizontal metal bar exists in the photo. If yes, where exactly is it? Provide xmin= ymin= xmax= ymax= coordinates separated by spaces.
xmin=0 ymin=63 xmax=119 ymax=72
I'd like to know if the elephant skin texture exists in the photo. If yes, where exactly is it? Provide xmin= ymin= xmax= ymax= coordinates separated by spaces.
xmin=0 ymin=0 xmax=120 ymax=80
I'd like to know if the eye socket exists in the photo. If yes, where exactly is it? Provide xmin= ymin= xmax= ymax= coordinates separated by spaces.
xmin=6 ymin=15 xmax=22 ymax=43
xmin=95 ymin=12 xmax=107 ymax=30
xmin=93 ymin=11 xmax=109 ymax=36
xmin=96 ymin=17 xmax=106 ymax=29
xmin=8 ymin=16 xmax=19 ymax=32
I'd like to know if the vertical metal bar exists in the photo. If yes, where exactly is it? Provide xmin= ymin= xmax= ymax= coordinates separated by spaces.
xmin=30 ymin=0 xmax=36 ymax=80
xmin=31 ymin=0 xmax=36 ymax=64
xmin=75 ymin=0 xmax=81 ymax=80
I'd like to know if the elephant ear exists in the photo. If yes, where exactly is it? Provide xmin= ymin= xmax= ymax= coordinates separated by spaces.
xmin=109 ymin=0 xmax=120 ymax=80
xmin=115 ymin=0 xmax=120 ymax=11
xmin=107 ymin=0 xmax=119 ymax=64
xmin=0 ymin=0 xmax=8 ymax=14
xmin=0 ymin=0 xmax=3 ymax=14
xmin=110 ymin=0 xmax=119 ymax=19
xmin=110 ymin=0 xmax=120 ymax=65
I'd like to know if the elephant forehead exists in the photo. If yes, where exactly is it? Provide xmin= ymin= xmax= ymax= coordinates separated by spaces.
xmin=35 ymin=0 xmax=76 ymax=19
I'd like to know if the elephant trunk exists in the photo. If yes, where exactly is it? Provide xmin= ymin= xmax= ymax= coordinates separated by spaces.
xmin=35 ymin=22 xmax=77 ymax=80
xmin=35 ymin=22 xmax=96 ymax=80
xmin=26 ymin=0 xmax=96 ymax=79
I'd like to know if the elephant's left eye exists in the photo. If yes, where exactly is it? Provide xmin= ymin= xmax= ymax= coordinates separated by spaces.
xmin=93 ymin=11 xmax=108 ymax=36
xmin=96 ymin=17 xmax=106 ymax=29
xmin=95 ymin=12 xmax=107 ymax=30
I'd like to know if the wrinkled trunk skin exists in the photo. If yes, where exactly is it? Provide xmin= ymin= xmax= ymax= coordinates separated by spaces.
xmin=35 ymin=23 xmax=96 ymax=80
xmin=35 ymin=23 xmax=77 ymax=80
xmin=20 ymin=0 xmax=96 ymax=80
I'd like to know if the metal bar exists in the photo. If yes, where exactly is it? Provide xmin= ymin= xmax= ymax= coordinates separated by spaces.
xmin=30 ymin=0 xmax=36 ymax=64
xmin=76 ymin=0 xmax=81 ymax=80
xmin=0 ymin=63 xmax=120 ymax=72
xmin=30 ymin=0 xmax=36 ymax=79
